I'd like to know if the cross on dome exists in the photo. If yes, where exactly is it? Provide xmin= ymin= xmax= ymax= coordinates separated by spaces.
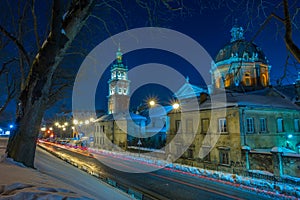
xmin=230 ymin=19 xmax=244 ymax=42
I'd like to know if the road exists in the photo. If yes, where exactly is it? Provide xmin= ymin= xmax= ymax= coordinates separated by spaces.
xmin=38 ymin=142 xmax=272 ymax=200
xmin=34 ymin=147 xmax=132 ymax=200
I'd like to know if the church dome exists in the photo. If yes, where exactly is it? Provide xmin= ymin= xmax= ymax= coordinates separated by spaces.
xmin=211 ymin=23 xmax=271 ymax=92
xmin=215 ymin=40 xmax=268 ymax=64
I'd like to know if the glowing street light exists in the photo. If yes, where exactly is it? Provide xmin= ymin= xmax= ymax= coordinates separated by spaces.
xmin=64 ymin=122 xmax=68 ymax=126
xmin=73 ymin=119 xmax=78 ymax=125
xmin=85 ymin=120 xmax=90 ymax=125
xmin=49 ymin=127 xmax=53 ymax=131
xmin=40 ymin=127 xmax=46 ymax=131
xmin=149 ymin=100 xmax=156 ymax=107
xmin=89 ymin=117 xmax=95 ymax=122
xmin=172 ymin=102 xmax=180 ymax=110
xmin=55 ymin=122 xmax=59 ymax=126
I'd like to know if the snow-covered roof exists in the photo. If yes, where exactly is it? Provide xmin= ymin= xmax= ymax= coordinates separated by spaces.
xmin=199 ymin=88 xmax=300 ymax=111
xmin=94 ymin=112 xmax=146 ymax=122
xmin=174 ymin=79 xmax=207 ymax=99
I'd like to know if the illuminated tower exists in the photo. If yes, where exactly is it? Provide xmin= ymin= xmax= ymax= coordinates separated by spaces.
xmin=107 ymin=47 xmax=130 ymax=114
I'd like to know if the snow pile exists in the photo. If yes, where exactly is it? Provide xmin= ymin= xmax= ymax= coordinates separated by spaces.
xmin=0 ymin=140 xmax=131 ymax=200
xmin=0 ymin=182 xmax=91 ymax=200
xmin=0 ymin=152 xmax=92 ymax=199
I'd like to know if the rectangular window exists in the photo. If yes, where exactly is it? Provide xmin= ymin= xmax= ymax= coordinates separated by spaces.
xmin=101 ymin=125 xmax=105 ymax=133
xmin=294 ymin=119 xmax=300 ymax=132
xmin=201 ymin=146 xmax=211 ymax=162
xmin=186 ymin=119 xmax=193 ymax=133
xmin=246 ymin=118 xmax=254 ymax=133
xmin=259 ymin=118 xmax=267 ymax=133
xmin=201 ymin=118 xmax=209 ymax=134
xmin=187 ymin=148 xmax=193 ymax=159
xmin=175 ymin=120 xmax=181 ymax=133
xmin=277 ymin=118 xmax=284 ymax=132
xmin=218 ymin=118 xmax=227 ymax=133
xmin=219 ymin=149 xmax=230 ymax=165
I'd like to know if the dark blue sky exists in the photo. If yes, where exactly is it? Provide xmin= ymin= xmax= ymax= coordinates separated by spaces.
xmin=89 ymin=1 xmax=300 ymax=114
xmin=1 ymin=1 xmax=299 ymax=120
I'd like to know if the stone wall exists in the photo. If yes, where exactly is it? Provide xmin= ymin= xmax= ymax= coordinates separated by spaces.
xmin=249 ymin=152 xmax=273 ymax=172
xmin=282 ymin=155 xmax=300 ymax=177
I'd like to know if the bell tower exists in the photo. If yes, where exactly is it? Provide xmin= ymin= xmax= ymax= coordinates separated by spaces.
xmin=107 ymin=47 xmax=130 ymax=114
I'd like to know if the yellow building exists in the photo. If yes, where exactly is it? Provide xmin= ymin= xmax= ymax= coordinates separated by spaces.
xmin=167 ymin=24 xmax=300 ymax=177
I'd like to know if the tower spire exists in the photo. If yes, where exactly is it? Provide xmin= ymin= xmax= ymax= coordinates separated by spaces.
xmin=230 ymin=19 xmax=244 ymax=42
xmin=116 ymin=44 xmax=123 ymax=63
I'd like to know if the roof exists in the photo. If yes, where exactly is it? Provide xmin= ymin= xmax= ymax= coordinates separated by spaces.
xmin=274 ymin=84 xmax=299 ymax=103
xmin=198 ymin=88 xmax=300 ymax=111
xmin=94 ymin=112 xmax=146 ymax=122
xmin=215 ymin=40 xmax=268 ymax=64
xmin=174 ymin=80 xmax=207 ymax=99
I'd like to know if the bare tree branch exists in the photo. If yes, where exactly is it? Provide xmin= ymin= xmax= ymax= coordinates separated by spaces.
xmin=30 ymin=0 xmax=41 ymax=50
xmin=0 ymin=25 xmax=31 ymax=67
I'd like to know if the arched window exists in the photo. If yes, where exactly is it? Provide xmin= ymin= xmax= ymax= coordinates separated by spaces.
xmin=261 ymin=74 xmax=267 ymax=86
xmin=243 ymin=72 xmax=252 ymax=86
xmin=225 ymin=74 xmax=233 ymax=88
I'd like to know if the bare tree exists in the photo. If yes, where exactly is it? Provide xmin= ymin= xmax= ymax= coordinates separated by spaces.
xmin=1 ymin=0 xmax=96 ymax=167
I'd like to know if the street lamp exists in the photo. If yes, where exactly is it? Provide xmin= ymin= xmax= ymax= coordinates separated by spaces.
xmin=149 ymin=100 xmax=156 ymax=107
xmin=172 ymin=102 xmax=180 ymax=110
xmin=73 ymin=119 xmax=78 ymax=125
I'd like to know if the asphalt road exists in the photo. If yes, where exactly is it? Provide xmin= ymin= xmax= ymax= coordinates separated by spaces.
xmin=38 ymin=143 xmax=272 ymax=200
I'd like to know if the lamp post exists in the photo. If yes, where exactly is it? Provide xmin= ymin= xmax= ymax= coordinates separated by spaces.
xmin=137 ymin=139 xmax=142 ymax=157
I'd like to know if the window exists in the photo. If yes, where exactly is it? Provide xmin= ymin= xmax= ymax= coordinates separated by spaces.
xmin=246 ymin=118 xmax=254 ymax=133
xmin=175 ymin=120 xmax=181 ymax=133
xmin=225 ymin=74 xmax=233 ymax=87
xmin=219 ymin=148 xmax=230 ymax=165
xmin=277 ymin=118 xmax=284 ymax=132
xmin=118 ymin=88 xmax=122 ymax=94
xmin=243 ymin=72 xmax=252 ymax=86
xmin=187 ymin=148 xmax=193 ymax=159
xmin=186 ymin=119 xmax=193 ymax=133
xmin=100 ymin=125 xmax=105 ymax=133
xmin=218 ymin=118 xmax=227 ymax=133
xmin=261 ymin=74 xmax=268 ymax=86
xmin=200 ymin=146 xmax=211 ymax=162
xmin=294 ymin=119 xmax=300 ymax=132
xmin=201 ymin=118 xmax=209 ymax=134
xmin=259 ymin=118 xmax=267 ymax=133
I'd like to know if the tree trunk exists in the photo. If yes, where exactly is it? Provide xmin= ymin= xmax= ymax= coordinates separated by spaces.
xmin=6 ymin=0 xmax=95 ymax=168
xmin=283 ymin=0 xmax=300 ymax=64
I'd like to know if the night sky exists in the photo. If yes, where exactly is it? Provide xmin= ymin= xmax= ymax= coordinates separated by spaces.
xmin=0 ymin=1 xmax=299 ymax=121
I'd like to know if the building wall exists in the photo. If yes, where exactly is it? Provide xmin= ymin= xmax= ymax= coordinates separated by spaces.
xmin=167 ymin=107 xmax=242 ymax=169
xmin=168 ymin=105 xmax=300 ymax=177
xmin=94 ymin=119 xmax=145 ymax=150
xmin=241 ymin=108 xmax=300 ymax=150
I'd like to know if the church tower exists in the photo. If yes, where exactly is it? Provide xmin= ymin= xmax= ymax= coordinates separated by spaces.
xmin=107 ymin=47 xmax=130 ymax=114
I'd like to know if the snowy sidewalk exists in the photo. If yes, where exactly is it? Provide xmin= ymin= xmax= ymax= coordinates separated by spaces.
xmin=0 ymin=138 xmax=132 ymax=200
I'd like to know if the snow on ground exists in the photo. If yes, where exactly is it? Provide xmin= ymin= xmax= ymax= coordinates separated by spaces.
xmin=0 ymin=138 xmax=132 ymax=200
xmin=88 ymin=147 xmax=300 ymax=199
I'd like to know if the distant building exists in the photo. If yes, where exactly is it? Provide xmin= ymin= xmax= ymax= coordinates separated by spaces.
xmin=93 ymin=47 xmax=146 ymax=150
